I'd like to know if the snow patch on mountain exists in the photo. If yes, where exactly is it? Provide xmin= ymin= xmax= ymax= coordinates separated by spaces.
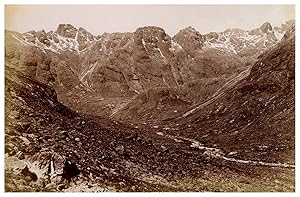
xmin=170 ymin=40 xmax=183 ymax=52
xmin=19 ymin=24 xmax=99 ymax=54
xmin=203 ymin=22 xmax=290 ymax=56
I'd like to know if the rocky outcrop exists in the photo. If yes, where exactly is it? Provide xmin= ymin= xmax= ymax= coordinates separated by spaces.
xmin=56 ymin=24 xmax=78 ymax=38
xmin=258 ymin=22 xmax=272 ymax=33
xmin=173 ymin=26 xmax=204 ymax=57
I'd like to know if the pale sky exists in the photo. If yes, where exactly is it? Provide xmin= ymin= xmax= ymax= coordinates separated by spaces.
xmin=5 ymin=5 xmax=295 ymax=36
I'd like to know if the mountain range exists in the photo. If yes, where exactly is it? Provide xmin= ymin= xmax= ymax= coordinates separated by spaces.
xmin=4 ymin=20 xmax=295 ymax=192
xmin=5 ymin=20 xmax=294 ymax=119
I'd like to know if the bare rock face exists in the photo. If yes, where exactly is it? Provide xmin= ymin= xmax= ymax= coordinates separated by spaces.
xmin=112 ymin=47 xmax=251 ymax=123
xmin=205 ymin=32 xmax=219 ymax=41
xmin=36 ymin=30 xmax=51 ymax=46
xmin=54 ymin=24 xmax=98 ymax=52
xmin=131 ymin=26 xmax=177 ymax=88
xmin=259 ymin=22 xmax=272 ymax=33
xmin=22 ymin=30 xmax=51 ymax=47
xmin=77 ymin=27 xmax=96 ymax=51
xmin=5 ymin=32 xmax=58 ymax=85
xmin=281 ymin=20 xmax=295 ymax=32
xmin=281 ymin=23 xmax=295 ymax=40
xmin=173 ymin=26 xmax=204 ymax=57
xmin=134 ymin=26 xmax=172 ymax=58
xmin=78 ymin=26 xmax=178 ymax=98
xmin=56 ymin=24 xmax=78 ymax=39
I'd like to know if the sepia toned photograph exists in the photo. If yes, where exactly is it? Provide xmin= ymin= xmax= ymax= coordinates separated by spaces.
xmin=4 ymin=4 xmax=295 ymax=192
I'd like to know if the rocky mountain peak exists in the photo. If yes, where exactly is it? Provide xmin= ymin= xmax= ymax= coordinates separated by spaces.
xmin=78 ymin=27 xmax=95 ymax=40
xmin=134 ymin=26 xmax=169 ymax=43
xmin=78 ymin=27 xmax=86 ymax=32
xmin=282 ymin=22 xmax=295 ymax=41
xmin=133 ymin=26 xmax=172 ymax=58
xmin=259 ymin=22 xmax=272 ymax=33
xmin=17 ymin=24 xmax=98 ymax=53
xmin=281 ymin=20 xmax=295 ymax=32
xmin=173 ymin=26 xmax=204 ymax=57
xmin=176 ymin=26 xmax=202 ymax=37
xmin=136 ymin=26 xmax=166 ymax=33
xmin=204 ymin=32 xmax=219 ymax=41
xmin=223 ymin=28 xmax=245 ymax=34
xmin=56 ymin=24 xmax=78 ymax=38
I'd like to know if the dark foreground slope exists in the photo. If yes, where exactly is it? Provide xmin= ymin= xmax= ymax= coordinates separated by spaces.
xmin=6 ymin=66 xmax=201 ymax=191
xmin=4 ymin=66 xmax=241 ymax=191
xmin=5 ymin=66 xmax=168 ymax=191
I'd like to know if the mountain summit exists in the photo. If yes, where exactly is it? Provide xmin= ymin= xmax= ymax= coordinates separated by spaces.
xmin=173 ymin=26 xmax=204 ymax=57
xmin=20 ymin=24 xmax=99 ymax=53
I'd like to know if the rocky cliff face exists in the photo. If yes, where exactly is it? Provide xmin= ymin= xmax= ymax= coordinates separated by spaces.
xmin=79 ymin=26 xmax=178 ymax=96
xmin=173 ymin=26 xmax=204 ymax=57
